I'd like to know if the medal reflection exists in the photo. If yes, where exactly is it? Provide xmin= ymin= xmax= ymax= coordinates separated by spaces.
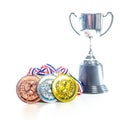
xmin=69 ymin=12 xmax=113 ymax=93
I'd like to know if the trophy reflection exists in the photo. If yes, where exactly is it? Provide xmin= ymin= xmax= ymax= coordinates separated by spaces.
xmin=69 ymin=12 xmax=113 ymax=93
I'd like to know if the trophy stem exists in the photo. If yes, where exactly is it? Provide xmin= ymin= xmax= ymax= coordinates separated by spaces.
xmin=89 ymin=37 xmax=93 ymax=56
xmin=85 ymin=37 xmax=96 ymax=61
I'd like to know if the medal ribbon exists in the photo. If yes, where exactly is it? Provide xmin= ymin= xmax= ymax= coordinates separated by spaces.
xmin=27 ymin=64 xmax=83 ymax=95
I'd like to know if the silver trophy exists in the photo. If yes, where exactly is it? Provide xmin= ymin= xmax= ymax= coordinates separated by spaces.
xmin=69 ymin=12 xmax=113 ymax=93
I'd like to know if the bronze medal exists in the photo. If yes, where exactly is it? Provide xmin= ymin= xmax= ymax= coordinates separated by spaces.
xmin=16 ymin=75 xmax=40 ymax=103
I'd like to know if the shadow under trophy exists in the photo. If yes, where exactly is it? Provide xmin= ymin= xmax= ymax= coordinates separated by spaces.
xmin=69 ymin=12 xmax=114 ymax=94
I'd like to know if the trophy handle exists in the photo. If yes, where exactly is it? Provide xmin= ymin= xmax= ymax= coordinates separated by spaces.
xmin=69 ymin=12 xmax=80 ymax=36
xmin=100 ymin=12 xmax=114 ymax=36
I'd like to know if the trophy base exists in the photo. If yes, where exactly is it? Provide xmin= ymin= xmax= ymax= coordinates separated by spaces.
xmin=83 ymin=85 xmax=108 ymax=94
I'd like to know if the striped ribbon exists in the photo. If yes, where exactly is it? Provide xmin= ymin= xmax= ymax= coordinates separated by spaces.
xmin=27 ymin=64 xmax=83 ymax=95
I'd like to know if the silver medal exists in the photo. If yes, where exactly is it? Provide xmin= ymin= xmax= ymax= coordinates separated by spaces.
xmin=37 ymin=74 xmax=57 ymax=103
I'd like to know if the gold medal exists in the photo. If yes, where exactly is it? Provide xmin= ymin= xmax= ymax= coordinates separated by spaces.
xmin=52 ymin=74 xmax=78 ymax=102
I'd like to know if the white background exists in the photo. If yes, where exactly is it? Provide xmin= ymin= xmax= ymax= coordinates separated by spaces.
xmin=0 ymin=0 xmax=120 ymax=120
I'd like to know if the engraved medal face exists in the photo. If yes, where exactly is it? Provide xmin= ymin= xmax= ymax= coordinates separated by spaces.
xmin=16 ymin=75 xmax=40 ymax=104
xmin=52 ymin=74 xmax=78 ymax=102
xmin=37 ymin=74 xmax=57 ymax=103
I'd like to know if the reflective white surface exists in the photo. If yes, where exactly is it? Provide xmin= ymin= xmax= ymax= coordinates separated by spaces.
xmin=0 ymin=0 xmax=120 ymax=120
xmin=1 ymin=90 xmax=119 ymax=120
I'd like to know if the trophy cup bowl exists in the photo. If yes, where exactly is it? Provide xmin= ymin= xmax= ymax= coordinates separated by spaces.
xmin=69 ymin=12 xmax=113 ymax=94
